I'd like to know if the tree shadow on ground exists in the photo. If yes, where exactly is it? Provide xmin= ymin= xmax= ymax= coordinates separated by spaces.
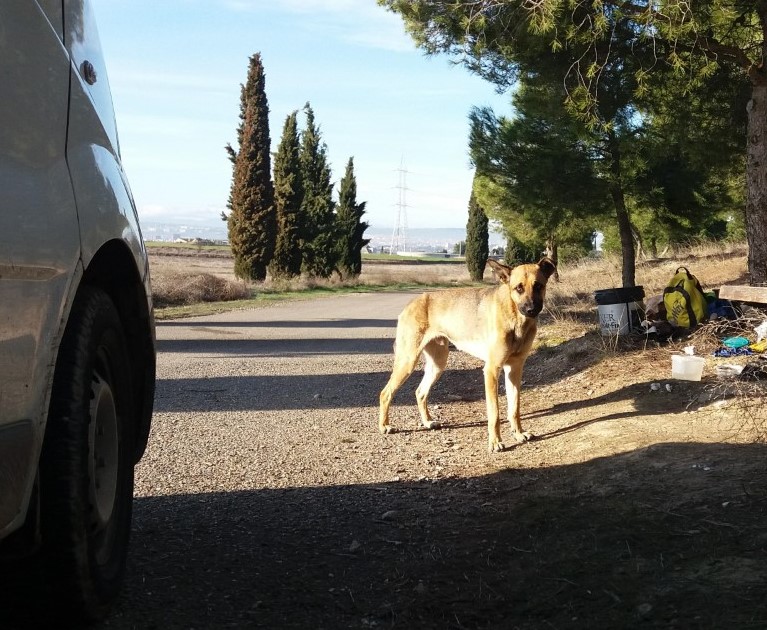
xmin=152 ymin=363 xmax=487 ymax=413
xmin=524 ymin=330 xmax=607 ymax=388
xmin=5 ymin=444 xmax=765 ymax=629
xmin=74 ymin=442 xmax=767 ymax=629
xmin=157 ymin=318 xmax=399 ymax=329
xmin=156 ymin=336 xmax=396 ymax=356
xmin=528 ymin=379 xmax=714 ymax=440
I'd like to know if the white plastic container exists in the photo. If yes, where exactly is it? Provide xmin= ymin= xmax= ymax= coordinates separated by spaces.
xmin=594 ymin=287 xmax=645 ymax=336
xmin=671 ymin=354 xmax=705 ymax=381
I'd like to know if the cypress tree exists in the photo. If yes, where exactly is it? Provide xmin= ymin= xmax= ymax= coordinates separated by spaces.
xmin=466 ymin=188 xmax=489 ymax=281
xmin=335 ymin=157 xmax=370 ymax=278
xmin=270 ymin=111 xmax=303 ymax=278
xmin=299 ymin=103 xmax=337 ymax=278
xmin=226 ymin=53 xmax=276 ymax=282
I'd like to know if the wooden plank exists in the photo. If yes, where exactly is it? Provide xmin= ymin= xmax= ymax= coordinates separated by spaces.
xmin=718 ymin=285 xmax=767 ymax=304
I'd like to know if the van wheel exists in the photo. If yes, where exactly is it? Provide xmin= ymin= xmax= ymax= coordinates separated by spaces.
xmin=39 ymin=286 xmax=135 ymax=621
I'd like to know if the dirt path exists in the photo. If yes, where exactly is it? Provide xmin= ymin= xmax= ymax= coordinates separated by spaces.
xmin=98 ymin=292 xmax=767 ymax=629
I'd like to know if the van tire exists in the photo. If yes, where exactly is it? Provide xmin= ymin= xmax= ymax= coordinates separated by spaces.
xmin=39 ymin=285 xmax=135 ymax=621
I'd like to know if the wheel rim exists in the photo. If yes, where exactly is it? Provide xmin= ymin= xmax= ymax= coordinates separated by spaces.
xmin=88 ymin=369 xmax=119 ymax=533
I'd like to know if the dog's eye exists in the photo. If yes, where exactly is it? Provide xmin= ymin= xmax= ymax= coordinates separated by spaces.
xmin=515 ymin=283 xmax=525 ymax=294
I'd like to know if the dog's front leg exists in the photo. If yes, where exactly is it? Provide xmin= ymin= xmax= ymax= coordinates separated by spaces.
xmin=504 ymin=362 xmax=531 ymax=443
xmin=484 ymin=364 xmax=504 ymax=453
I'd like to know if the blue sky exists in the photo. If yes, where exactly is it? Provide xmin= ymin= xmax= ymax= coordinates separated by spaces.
xmin=93 ymin=0 xmax=510 ymax=231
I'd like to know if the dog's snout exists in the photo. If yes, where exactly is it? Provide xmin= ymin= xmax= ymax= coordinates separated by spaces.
xmin=522 ymin=301 xmax=542 ymax=317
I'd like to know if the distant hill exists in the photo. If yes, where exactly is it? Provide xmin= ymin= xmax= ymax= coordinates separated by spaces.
xmin=365 ymin=227 xmax=504 ymax=253
xmin=141 ymin=222 xmax=504 ymax=250
xmin=141 ymin=222 xmax=229 ymax=242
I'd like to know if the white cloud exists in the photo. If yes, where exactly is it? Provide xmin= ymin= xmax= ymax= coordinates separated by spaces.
xmin=220 ymin=0 xmax=413 ymax=52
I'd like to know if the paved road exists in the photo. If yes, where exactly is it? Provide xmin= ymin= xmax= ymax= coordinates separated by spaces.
xmin=147 ymin=291 xmax=417 ymax=423
xmin=154 ymin=292 xmax=413 ymax=358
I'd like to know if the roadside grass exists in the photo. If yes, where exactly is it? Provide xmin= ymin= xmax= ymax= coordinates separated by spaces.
xmin=152 ymin=275 xmax=477 ymax=320
xmin=149 ymin=242 xmax=482 ymax=319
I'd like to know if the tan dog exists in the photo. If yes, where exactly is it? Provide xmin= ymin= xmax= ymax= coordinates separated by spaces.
xmin=378 ymin=258 xmax=556 ymax=452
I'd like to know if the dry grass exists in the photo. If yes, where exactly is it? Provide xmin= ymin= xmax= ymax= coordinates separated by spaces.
xmin=149 ymin=241 xmax=754 ymax=320
xmin=544 ymin=242 xmax=750 ymax=326
xmin=358 ymin=262 xmax=468 ymax=286
xmin=152 ymin=272 xmax=251 ymax=308
xmin=149 ymin=255 xmax=473 ymax=309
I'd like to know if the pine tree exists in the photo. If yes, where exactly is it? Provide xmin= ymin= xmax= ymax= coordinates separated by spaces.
xmin=335 ymin=157 xmax=370 ymax=278
xmin=465 ymin=188 xmax=489 ymax=281
xmin=382 ymin=0 xmax=767 ymax=284
xmin=226 ymin=53 xmax=276 ymax=282
xmin=270 ymin=111 xmax=303 ymax=279
xmin=299 ymin=103 xmax=337 ymax=278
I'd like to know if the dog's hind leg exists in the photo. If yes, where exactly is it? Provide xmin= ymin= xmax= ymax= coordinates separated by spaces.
xmin=415 ymin=338 xmax=449 ymax=430
xmin=379 ymin=344 xmax=420 ymax=435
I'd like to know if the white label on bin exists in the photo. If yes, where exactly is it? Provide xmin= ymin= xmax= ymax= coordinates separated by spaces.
xmin=598 ymin=303 xmax=635 ymax=335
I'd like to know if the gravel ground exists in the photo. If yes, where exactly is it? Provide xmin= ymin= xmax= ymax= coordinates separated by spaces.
xmin=89 ymin=291 xmax=767 ymax=630
xmin=104 ymin=291 xmax=493 ymax=629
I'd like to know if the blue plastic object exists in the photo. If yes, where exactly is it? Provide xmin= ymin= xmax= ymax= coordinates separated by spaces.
xmin=722 ymin=336 xmax=750 ymax=349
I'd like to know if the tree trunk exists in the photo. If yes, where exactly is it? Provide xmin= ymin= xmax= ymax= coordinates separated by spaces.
xmin=632 ymin=226 xmax=645 ymax=261
xmin=746 ymin=81 xmax=767 ymax=284
xmin=543 ymin=234 xmax=559 ymax=265
xmin=606 ymin=133 xmax=636 ymax=287
xmin=610 ymin=184 xmax=636 ymax=287
xmin=544 ymin=236 xmax=560 ymax=282
xmin=648 ymin=237 xmax=658 ymax=260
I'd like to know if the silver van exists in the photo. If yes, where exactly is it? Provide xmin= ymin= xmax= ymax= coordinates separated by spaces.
xmin=0 ymin=0 xmax=156 ymax=621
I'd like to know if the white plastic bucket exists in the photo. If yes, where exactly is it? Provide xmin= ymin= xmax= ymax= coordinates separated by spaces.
xmin=671 ymin=354 xmax=705 ymax=381
xmin=597 ymin=302 xmax=643 ymax=336
xmin=595 ymin=287 xmax=645 ymax=336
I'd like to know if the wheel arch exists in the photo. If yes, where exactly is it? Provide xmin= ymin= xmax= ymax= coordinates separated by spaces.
xmin=80 ymin=240 xmax=156 ymax=463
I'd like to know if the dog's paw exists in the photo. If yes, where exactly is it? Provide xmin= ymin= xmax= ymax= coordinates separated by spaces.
xmin=488 ymin=441 xmax=506 ymax=453
xmin=379 ymin=425 xmax=395 ymax=435
xmin=512 ymin=431 xmax=533 ymax=444
xmin=422 ymin=420 xmax=441 ymax=430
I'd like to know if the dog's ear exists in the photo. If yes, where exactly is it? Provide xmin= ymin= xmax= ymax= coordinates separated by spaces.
xmin=537 ymin=257 xmax=557 ymax=281
xmin=486 ymin=259 xmax=512 ymax=283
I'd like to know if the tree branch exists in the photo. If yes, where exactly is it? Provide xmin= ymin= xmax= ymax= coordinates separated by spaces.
xmin=696 ymin=35 xmax=759 ymax=76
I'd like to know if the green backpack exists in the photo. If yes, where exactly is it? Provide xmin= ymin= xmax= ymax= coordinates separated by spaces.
xmin=663 ymin=267 xmax=707 ymax=328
